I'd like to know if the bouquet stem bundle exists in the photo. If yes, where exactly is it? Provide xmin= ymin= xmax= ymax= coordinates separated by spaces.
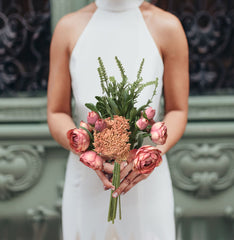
xmin=108 ymin=162 xmax=121 ymax=223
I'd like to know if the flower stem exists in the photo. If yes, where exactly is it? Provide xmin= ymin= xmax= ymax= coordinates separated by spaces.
xmin=108 ymin=161 xmax=121 ymax=223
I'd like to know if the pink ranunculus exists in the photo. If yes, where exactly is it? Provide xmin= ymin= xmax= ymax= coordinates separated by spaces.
xmin=133 ymin=145 xmax=162 ymax=174
xmin=136 ymin=117 xmax=148 ymax=130
xmin=148 ymin=119 xmax=155 ymax=126
xmin=145 ymin=107 xmax=156 ymax=120
xmin=150 ymin=122 xmax=167 ymax=145
xmin=67 ymin=128 xmax=90 ymax=153
xmin=127 ymin=149 xmax=138 ymax=163
xmin=87 ymin=111 xmax=99 ymax=125
xmin=95 ymin=119 xmax=107 ymax=132
xmin=80 ymin=151 xmax=103 ymax=170
xmin=80 ymin=121 xmax=93 ymax=132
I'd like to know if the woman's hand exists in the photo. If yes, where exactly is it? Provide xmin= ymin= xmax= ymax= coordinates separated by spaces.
xmin=95 ymin=161 xmax=128 ymax=191
xmin=112 ymin=145 xmax=162 ymax=198
xmin=112 ymin=161 xmax=150 ymax=198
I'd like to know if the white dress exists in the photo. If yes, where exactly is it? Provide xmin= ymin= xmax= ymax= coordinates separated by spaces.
xmin=62 ymin=0 xmax=175 ymax=239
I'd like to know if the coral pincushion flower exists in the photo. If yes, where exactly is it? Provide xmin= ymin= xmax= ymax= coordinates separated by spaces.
xmin=67 ymin=128 xmax=90 ymax=153
xmin=93 ymin=115 xmax=130 ymax=162
xmin=133 ymin=145 xmax=162 ymax=174
xmin=150 ymin=122 xmax=167 ymax=145
xmin=80 ymin=151 xmax=103 ymax=170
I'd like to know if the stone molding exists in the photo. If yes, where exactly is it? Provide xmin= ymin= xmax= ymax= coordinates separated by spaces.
xmin=0 ymin=145 xmax=44 ymax=200
xmin=0 ymin=96 xmax=233 ymax=123
xmin=188 ymin=96 xmax=234 ymax=121
xmin=0 ymin=97 xmax=47 ymax=123
xmin=168 ymin=143 xmax=234 ymax=198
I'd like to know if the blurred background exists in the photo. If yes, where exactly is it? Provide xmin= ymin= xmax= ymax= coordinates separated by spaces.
xmin=0 ymin=0 xmax=233 ymax=239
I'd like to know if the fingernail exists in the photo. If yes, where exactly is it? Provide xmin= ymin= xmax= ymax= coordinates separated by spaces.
xmin=111 ymin=186 xmax=115 ymax=191
xmin=112 ymin=192 xmax=118 ymax=198
xmin=123 ymin=162 xmax=128 ymax=167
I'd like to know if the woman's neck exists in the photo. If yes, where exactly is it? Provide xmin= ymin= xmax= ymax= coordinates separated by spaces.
xmin=95 ymin=0 xmax=144 ymax=12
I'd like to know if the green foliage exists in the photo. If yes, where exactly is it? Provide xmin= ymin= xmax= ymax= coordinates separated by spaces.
xmin=85 ymin=56 xmax=159 ymax=148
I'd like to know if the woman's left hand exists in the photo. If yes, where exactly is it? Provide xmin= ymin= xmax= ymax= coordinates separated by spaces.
xmin=112 ymin=145 xmax=163 ymax=198
xmin=112 ymin=162 xmax=150 ymax=198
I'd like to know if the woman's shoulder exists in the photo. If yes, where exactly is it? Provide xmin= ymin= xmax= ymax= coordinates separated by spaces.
xmin=52 ymin=3 xmax=97 ymax=54
xmin=141 ymin=2 xmax=184 ymax=36
xmin=141 ymin=2 xmax=187 ymax=55
xmin=54 ymin=3 xmax=96 ymax=33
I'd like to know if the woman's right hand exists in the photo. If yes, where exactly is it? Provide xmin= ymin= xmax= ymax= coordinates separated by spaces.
xmin=96 ymin=161 xmax=127 ymax=191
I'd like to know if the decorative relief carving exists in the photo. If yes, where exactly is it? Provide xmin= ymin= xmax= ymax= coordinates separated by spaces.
xmin=0 ymin=0 xmax=50 ymax=96
xmin=55 ymin=181 xmax=64 ymax=214
xmin=27 ymin=206 xmax=61 ymax=240
xmin=0 ymin=145 xmax=44 ymax=200
xmin=152 ymin=0 xmax=234 ymax=94
xmin=168 ymin=143 xmax=234 ymax=198
xmin=27 ymin=205 xmax=60 ymax=222
xmin=225 ymin=206 xmax=234 ymax=220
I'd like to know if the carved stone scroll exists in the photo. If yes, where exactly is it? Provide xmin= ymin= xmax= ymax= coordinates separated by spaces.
xmin=168 ymin=143 xmax=234 ymax=198
xmin=0 ymin=145 xmax=44 ymax=200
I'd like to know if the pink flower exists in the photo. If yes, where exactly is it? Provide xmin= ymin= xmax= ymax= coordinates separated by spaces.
xmin=133 ymin=145 xmax=162 ymax=174
xmin=80 ymin=121 xmax=93 ymax=132
xmin=150 ymin=122 xmax=167 ymax=145
xmin=145 ymin=107 xmax=156 ymax=120
xmin=148 ymin=119 xmax=155 ymax=126
xmin=80 ymin=151 xmax=103 ymax=170
xmin=95 ymin=119 xmax=107 ymax=132
xmin=136 ymin=117 xmax=148 ymax=130
xmin=87 ymin=111 xmax=99 ymax=125
xmin=67 ymin=128 xmax=90 ymax=153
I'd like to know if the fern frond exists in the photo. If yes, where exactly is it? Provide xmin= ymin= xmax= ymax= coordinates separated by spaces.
xmin=136 ymin=58 xmax=144 ymax=81
xmin=98 ymin=67 xmax=107 ymax=94
xmin=150 ymin=77 xmax=158 ymax=101
xmin=115 ymin=56 xmax=127 ymax=84
xmin=98 ymin=57 xmax=109 ymax=95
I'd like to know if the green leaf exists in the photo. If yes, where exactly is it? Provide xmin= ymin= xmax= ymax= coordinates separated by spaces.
xmin=129 ymin=107 xmax=137 ymax=122
xmin=96 ymin=102 xmax=108 ymax=118
xmin=142 ymin=111 xmax=148 ymax=120
xmin=85 ymin=103 xmax=99 ymax=113
xmin=80 ymin=126 xmax=94 ymax=141
xmin=136 ymin=133 xmax=144 ymax=148
xmin=107 ymin=98 xmax=120 ymax=115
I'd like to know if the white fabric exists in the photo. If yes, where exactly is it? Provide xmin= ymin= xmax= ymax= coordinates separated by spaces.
xmin=96 ymin=0 xmax=144 ymax=12
xmin=63 ymin=0 xmax=175 ymax=239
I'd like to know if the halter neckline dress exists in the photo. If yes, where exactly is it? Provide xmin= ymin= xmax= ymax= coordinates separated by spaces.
xmin=63 ymin=0 xmax=175 ymax=239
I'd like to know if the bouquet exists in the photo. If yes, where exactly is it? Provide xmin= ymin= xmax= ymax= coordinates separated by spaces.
xmin=67 ymin=57 xmax=167 ymax=223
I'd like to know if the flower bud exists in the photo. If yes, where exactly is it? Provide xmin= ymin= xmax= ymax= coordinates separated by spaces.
xmin=95 ymin=119 xmax=107 ymax=132
xmin=136 ymin=117 xmax=148 ymax=130
xmin=87 ymin=111 xmax=99 ymax=125
xmin=150 ymin=122 xmax=167 ymax=145
xmin=80 ymin=121 xmax=93 ymax=132
xmin=80 ymin=151 xmax=103 ymax=170
xmin=145 ymin=107 xmax=156 ymax=120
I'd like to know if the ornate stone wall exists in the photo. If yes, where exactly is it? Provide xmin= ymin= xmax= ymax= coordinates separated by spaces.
xmin=0 ymin=0 xmax=233 ymax=240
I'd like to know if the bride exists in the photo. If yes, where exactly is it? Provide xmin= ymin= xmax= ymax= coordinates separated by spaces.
xmin=47 ymin=0 xmax=189 ymax=239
